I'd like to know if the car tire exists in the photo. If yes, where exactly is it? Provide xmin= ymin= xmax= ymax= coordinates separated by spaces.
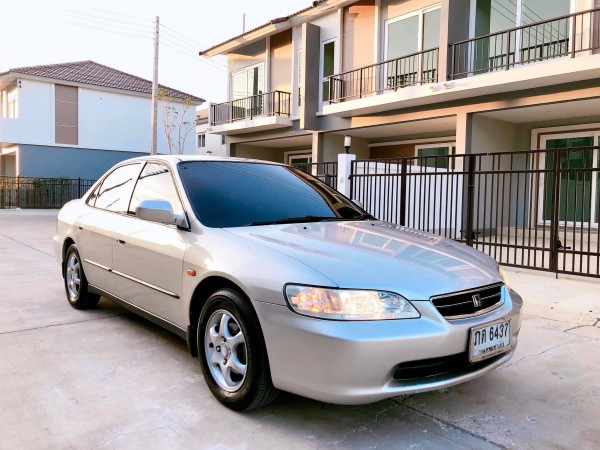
xmin=198 ymin=288 xmax=278 ymax=411
xmin=64 ymin=244 xmax=100 ymax=310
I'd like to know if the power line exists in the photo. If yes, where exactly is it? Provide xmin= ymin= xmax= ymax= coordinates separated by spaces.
xmin=159 ymin=31 xmax=227 ymax=67
xmin=73 ymin=4 xmax=152 ymax=24
xmin=64 ymin=20 xmax=152 ymax=40
xmin=159 ymin=24 xmax=227 ymax=61
xmin=65 ymin=10 xmax=153 ymax=30
xmin=161 ymin=41 xmax=226 ymax=72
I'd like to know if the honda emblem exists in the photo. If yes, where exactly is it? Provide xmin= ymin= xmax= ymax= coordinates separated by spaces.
xmin=472 ymin=294 xmax=482 ymax=308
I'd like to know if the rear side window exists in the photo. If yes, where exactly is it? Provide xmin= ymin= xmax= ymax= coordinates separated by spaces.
xmin=92 ymin=163 xmax=142 ymax=213
xmin=129 ymin=163 xmax=184 ymax=216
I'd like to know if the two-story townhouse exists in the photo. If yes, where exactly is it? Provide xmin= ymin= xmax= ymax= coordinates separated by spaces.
xmin=0 ymin=60 xmax=204 ymax=179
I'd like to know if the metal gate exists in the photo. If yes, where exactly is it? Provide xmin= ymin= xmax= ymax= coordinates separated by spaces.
xmin=350 ymin=148 xmax=600 ymax=278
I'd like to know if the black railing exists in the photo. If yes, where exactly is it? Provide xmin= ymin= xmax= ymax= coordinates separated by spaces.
xmin=211 ymin=91 xmax=291 ymax=126
xmin=292 ymin=161 xmax=338 ymax=190
xmin=328 ymin=48 xmax=439 ymax=103
xmin=0 ymin=176 xmax=96 ymax=209
xmin=450 ymin=7 xmax=600 ymax=78
xmin=350 ymin=148 xmax=600 ymax=279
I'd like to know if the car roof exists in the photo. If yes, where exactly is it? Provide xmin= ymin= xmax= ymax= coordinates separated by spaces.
xmin=123 ymin=154 xmax=287 ymax=166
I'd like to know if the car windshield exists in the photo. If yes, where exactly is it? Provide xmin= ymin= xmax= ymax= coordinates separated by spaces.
xmin=178 ymin=161 xmax=371 ymax=228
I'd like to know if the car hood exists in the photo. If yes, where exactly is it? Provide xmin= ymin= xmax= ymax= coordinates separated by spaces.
xmin=225 ymin=221 xmax=502 ymax=300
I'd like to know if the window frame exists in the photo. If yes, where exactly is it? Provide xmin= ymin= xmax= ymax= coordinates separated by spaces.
xmin=384 ymin=3 xmax=441 ymax=61
xmin=85 ymin=162 xmax=143 ymax=213
xmin=320 ymin=38 xmax=338 ymax=104
xmin=229 ymin=62 xmax=266 ymax=101
xmin=126 ymin=161 xmax=190 ymax=228
xmin=197 ymin=133 xmax=206 ymax=148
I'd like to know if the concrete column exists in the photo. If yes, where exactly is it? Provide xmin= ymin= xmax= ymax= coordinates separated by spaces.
xmin=438 ymin=0 xmax=472 ymax=81
xmin=300 ymin=23 xmax=321 ymax=131
xmin=337 ymin=152 xmax=356 ymax=197
xmin=311 ymin=132 xmax=324 ymax=172
xmin=455 ymin=111 xmax=473 ymax=161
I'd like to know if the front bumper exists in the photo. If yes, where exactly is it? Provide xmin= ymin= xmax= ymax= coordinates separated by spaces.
xmin=255 ymin=288 xmax=522 ymax=405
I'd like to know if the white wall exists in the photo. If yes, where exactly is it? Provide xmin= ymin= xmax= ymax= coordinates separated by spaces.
xmin=0 ymin=78 xmax=197 ymax=155
xmin=0 ymin=79 xmax=54 ymax=145
xmin=195 ymin=121 xmax=227 ymax=156
xmin=79 ymin=87 xmax=196 ymax=155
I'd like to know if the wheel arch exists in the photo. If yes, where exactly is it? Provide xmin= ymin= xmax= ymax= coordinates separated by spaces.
xmin=61 ymin=237 xmax=76 ymax=277
xmin=187 ymin=275 xmax=253 ymax=357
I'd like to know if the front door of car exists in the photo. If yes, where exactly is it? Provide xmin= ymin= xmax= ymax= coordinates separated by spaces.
xmin=110 ymin=162 xmax=190 ymax=329
xmin=76 ymin=163 xmax=143 ymax=289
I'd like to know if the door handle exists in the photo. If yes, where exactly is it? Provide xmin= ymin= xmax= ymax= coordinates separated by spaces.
xmin=77 ymin=226 xmax=83 ymax=231
xmin=116 ymin=239 xmax=126 ymax=245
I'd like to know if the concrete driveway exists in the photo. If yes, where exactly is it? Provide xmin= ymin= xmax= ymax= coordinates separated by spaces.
xmin=0 ymin=210 xmax=598 ymax=449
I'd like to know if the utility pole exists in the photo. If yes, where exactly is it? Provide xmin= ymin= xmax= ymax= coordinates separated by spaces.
xmin=150 ymin=15 xmax=159 ymax=155
xmin=242 ymin=13 xmax=246 ymax=33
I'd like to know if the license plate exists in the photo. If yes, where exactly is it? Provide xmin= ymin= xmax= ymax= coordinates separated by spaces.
xmin=469 ymin=320 xmax=511 ymax=363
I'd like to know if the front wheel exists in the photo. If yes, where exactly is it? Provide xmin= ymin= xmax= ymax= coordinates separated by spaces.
xmin=198 ymin=288 xmax=278 ymax=411
xmin=64 ymin=244 xmax=100 ymax=310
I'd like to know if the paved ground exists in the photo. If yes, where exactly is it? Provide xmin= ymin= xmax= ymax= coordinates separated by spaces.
xmin=0 ymin=210 xmax=598 ymax=449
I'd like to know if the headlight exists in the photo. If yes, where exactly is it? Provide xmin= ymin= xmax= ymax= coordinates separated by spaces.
xmin=284 ymin=285 xmax=420 ymax=321
xmin=499 ymin=267 xmax=511 ymax=291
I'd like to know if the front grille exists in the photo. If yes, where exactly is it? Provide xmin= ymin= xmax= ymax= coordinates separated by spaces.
xmin=431 ymin=283 xmax=503 ymax=320
xmin=392 ymin=352 xmax=505 ymax=380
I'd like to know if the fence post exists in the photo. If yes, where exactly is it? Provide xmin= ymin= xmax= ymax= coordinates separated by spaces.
xmin=549 ymin=149 xmax=561 ymax=274
xmin=337 ymin=153 xmax=356 ymax=198
xmin=77 ymin=177 xmax=82 ymax=198
xmin=505 ymin=31 xmax=511 ymax=71
xmin=16 ymin=176 xmax=20 ymax=209
xmin=465 ymin=154 xmax=476 ymax=246
xmin=399 ymin=159 xmax=408 ymax=226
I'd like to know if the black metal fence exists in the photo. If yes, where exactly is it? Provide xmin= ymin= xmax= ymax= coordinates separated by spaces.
xmin=211 ymin=91 xmax=291 ymax=126
xmin=293 ymin=161 xmax=338 ymax=190
xmin=350 ymin=148 xmax=600 ymax=278
xmin=328 ymin=48 xmax=439 ymax=103
xmin=0 ymin=177 xmax=96 ymax=209
xmin=450 ymin=7 xmax=600 ymax=78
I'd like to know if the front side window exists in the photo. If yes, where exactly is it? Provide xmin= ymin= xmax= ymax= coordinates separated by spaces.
xmin=178 ymin=161 xmax=366 ymax=228
xmin=129 ymin=163 xmax=184 ymax=217
xmin=91 ymin=163 xmax=142 ymax=213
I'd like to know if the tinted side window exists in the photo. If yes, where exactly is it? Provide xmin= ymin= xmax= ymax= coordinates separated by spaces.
xmin=94 ymin=163 xmax=142 ymax=213
xmin=129 ymin=163 xmax=184 ymax=216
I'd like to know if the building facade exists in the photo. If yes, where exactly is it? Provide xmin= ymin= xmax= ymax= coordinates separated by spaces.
xmin=0 ymin=61 xmax=204 ymax=179
xmin=201 ymin=0 xmax=600 ymax=164
xmin=195 ymin=109 xmax=227 ymax=156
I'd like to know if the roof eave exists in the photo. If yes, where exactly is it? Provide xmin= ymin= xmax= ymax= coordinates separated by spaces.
xmin=200 ymin=21 xmax=290 ymax=57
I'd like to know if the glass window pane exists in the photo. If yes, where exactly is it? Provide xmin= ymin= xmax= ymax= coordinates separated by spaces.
xmin=417 ymin=146 xmax=450 ymax=168
xmin=387 ymin=15 xmax=419 ymax=59
xmin=423 ymin=9 xmax=440 ymax=50
xmin=521 ymin=0 xmax=569 ymax=25
xmin=543 ymin=137 xmax=594 ymax=222
xmin=231 ymin=71 xmax=247 ymax=100
xmin=178 ymin=162 xmax=363 ymax=228
xmin=475 ymin=0 xmax=516 ymax=36
xmin=129 ymin=163 xmax=184 ymax=217
xmin=94 ymin=163 xmax=142 ymax=212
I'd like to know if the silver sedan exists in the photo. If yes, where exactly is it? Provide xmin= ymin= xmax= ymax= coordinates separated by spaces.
xmin=54 ymin=155 xmax=522 ymax=410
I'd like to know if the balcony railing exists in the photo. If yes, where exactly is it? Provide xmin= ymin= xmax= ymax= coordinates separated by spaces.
xmin=450 ymin=7 xmax=600 ymax=79
xmin=328 ymin=48 xmax=439 ymax=103
xmin=210 ymin=91 xmax=291 ymax=126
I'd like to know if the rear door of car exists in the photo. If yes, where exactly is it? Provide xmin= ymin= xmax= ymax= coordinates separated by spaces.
xmin=110 ymin=162 xmax=190 ymax=328
xmin=76 ymin=163 xmax=143 ymax=289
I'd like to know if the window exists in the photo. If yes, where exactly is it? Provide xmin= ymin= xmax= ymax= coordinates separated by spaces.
xmin=221 ymin=135 xmax=226 ymax=146
xmin=1 ymin=85 xmax=18 ymax=118
xmin=385 ymin=5 xmax=440 ymax=60
xmin=231 ymin=63 xmax=265 ymax=100
xmin=197 ymin=133 xmax=206 ymax=148
xmin=178 ymin=162 xmax=364 ymax=228
xmin=321 ymin=40 xmax=337 ymax=102
xmin=129 ymin=163 xmax=184 ymax=217
xmin=416 ymin=143 xmax=456 ymax=169
xmin=91 ymin=163 xmax=142 ymax=213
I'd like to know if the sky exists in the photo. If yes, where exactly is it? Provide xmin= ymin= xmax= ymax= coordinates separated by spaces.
xmin=0 ymin=0 xmax=310 ymax=105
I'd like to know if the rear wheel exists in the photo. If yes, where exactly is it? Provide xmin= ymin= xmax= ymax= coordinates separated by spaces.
xmin=64 ymin=244 xmax=100 ymax=310
xmin=198 ymin=288 xmax=278 ymax=411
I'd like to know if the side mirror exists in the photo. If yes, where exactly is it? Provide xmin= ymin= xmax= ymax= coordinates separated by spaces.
xmin=352 ymin=199 xmax=363 ymax=209
xmin=136 ymin=199 xmax=189 ymax=228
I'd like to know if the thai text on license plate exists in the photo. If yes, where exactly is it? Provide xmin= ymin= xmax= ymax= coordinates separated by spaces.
xmin=469 ymin=320 xmax=511 ymax=363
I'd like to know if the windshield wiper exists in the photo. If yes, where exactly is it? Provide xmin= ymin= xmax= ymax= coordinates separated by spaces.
xmin=246 ymin=215 xmax=344 ymax=226
xmin=354 ymin=213 xmax=376 ymax=220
